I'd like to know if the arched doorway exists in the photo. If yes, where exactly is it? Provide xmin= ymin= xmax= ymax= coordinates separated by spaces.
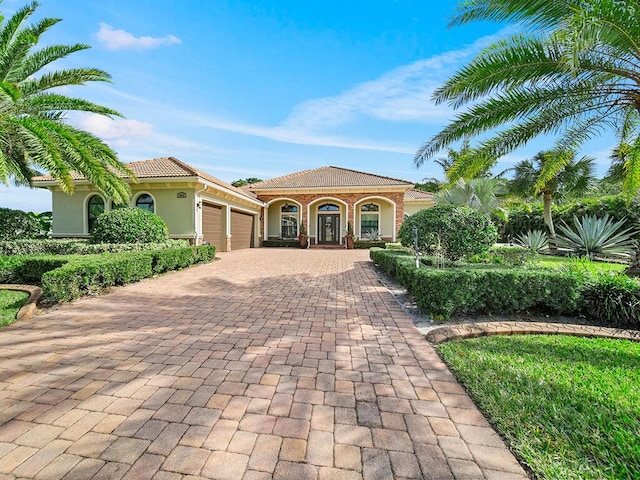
xmin=317 ymin=203 xmax=340 ymax=244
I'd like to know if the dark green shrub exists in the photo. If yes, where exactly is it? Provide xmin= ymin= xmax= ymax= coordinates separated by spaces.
xmin=354 ymin=240 xmax=386 ymax=249
xmin=90 ymin=208 xmax=169 ymax=244
xmin=398 ymin=205 xmax=497 ymax=261
xmin=262 ymin=240 xmax=299 ymax=248
xmin=0 ymin=208 xmax=48 ymax=240
xmin=370 ymin=248 xmax=584 ymax=318
xmin=0 ymin=255 xmax=69 ymax=283
xmin=0 ymin=239 xmax=188 ymax=256
xmin=582 ymin=273 xmax=640 ymax=327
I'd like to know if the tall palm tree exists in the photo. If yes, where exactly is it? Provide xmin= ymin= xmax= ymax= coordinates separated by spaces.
xmin=508 ymin=151 xmax=595 ymax=244
xmin=414 ymin=0 xmax=640 ymax=199
xmin=0 ymin=1 xmax=133 ymax=203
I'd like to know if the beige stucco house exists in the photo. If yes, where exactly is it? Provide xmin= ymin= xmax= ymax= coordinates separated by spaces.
xmin=33 ymin=157 xmax=434 ymax=251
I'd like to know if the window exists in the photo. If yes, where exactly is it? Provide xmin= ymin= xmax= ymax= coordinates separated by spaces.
xmin=87 ymin=195 xmax=105 ymax=232
xmin=135 ymin=194 xmax=154 ymax=212
xmin=319 ymin=203 xmax=339 ymax=211
xmin=281 ymin=204 xmax=298 ymax=238
xmin=360 ymin=203 xmax=379 ymax=237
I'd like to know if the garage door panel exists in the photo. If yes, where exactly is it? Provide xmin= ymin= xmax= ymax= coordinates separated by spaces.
xmin=202 ymin=203 xmax=223 ymax=249
xmin=231 ymin=210 xmax=253 ymax=250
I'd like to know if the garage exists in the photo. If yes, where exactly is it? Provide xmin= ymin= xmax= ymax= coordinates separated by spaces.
xmin=202 ymin=202 xmax=223 ymax=248
xmin=231 ymin=209 xmax=254 ymax=250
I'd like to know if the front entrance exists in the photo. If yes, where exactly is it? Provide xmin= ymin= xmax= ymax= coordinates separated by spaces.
xmin=318 ymin=214 xmax=340 ymax=244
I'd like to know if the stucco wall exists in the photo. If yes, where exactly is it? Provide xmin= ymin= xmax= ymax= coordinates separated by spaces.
xmin=404 ymin=202 xmax=435 ymax=217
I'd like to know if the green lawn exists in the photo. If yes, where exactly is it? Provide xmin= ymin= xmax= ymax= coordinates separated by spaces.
xmin=438 ymin=335 xmax=640 ymax=480
xmin=0 ymin=290 xmax=28 ymax=326
xmin=533 ymin=255 xmax=626 ymax=273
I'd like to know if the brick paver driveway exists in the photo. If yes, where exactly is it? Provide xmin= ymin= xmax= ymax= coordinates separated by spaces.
xmin=0 ymin=249 xmax=528 ymax=479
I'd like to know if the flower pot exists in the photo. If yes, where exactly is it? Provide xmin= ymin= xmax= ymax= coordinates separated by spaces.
xmin=299 ymin=235 xmax=308 ymax=249
xmin=345 ymin=234 xmax=354 ymax=249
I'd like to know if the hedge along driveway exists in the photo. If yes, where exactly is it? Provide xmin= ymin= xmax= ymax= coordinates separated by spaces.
xmin=0 ymin=245 xmax=216 ymax=303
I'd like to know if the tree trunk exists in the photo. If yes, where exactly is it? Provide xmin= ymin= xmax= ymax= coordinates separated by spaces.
xmin=543 ymin=191 xmax=556 ymax=252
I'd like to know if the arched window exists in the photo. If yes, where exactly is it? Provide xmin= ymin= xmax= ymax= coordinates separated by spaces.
xmin=281 ymin=203 xmax=298 ymax=238
xmin=360 ymin=203 xmax=380 ymax=238
xmin=87 ymin=195 xmax=105 ymax=232
xmin=135 ymin=194 xmax=154 ymax=212
xmin=318 ymin=203 xmax=339 ymax=211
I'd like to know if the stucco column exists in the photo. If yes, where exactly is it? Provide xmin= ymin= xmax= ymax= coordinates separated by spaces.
xmin=225 ymin=204 xmax=232 ymax=252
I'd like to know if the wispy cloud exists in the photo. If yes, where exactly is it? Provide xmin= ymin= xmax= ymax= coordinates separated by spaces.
xmin=76 ymin=114 xmax=153 ymax=147
xmin=95 ymin=23 xmax=181 ymax=51
xmin=186 ymin=28 xmax=513 ymax=153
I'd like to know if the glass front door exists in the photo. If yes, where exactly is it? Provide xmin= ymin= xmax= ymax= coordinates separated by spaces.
xmin=318 ymin=214 xmax=340 ymax=244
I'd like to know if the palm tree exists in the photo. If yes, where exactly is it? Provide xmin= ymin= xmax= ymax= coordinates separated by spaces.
xmin=435 ymin=177 xmax=502 ymax=213
xmin=414 ymin=0 xmax=640 ymax=199
xmin=508 ymin=151 xmax=595 ymax=245
xmin=0 ymin=1 xmax=133 ymax=203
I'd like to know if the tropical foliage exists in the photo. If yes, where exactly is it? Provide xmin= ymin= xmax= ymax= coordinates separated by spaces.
xmin=415 ymin=0 xmax=640 ymax=199
xmin=435 ymin=177 xmax=502 ymax=213
xmin=0 ymin=207 xmax=48 ymax=240
xmin=514 ymin=229 xmax=549 ymax=253
xmin=555 ymin=214 xmax=638 ymax=259
xmin=508 ymin=151 xmax=595 ymax=242
xmin=0 ymin=1 xmax=132 ymax=202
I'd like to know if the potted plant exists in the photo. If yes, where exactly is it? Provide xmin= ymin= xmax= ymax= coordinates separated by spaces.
xmin=345 ymin=221 xmax=354 ymax=249
xmin=298 ymin=221 xmax=308 ymax=249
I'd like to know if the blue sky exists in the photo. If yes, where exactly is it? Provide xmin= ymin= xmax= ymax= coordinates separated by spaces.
xmin=0 ymin=0 xmax=618 ymax=212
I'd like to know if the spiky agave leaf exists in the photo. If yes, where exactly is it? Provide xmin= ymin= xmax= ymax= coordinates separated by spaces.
xmin=515 ymin=229 xmax=549 ymax=252
xmin=555 ymin=214 xmax=639 ymax=259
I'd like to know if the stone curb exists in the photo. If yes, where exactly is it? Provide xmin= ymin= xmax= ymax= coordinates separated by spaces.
xmin=425 ymin=321 xmax=640 ymax=345
xmin=0 ymin=284 xmax=42 ymax=322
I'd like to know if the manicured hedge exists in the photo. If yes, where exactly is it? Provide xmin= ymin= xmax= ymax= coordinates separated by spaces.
xmin=354 ymin=240 xmax=386 ymax=249
xmin=1 ymin=245 xmax=216 ymax=303
xmin=262 ymin=240 xmax=300 ymax=248
xmin=370 ymin=248 xmax=584 ymax=318
xmin=0 ymin=239 xmax=188 ymax=256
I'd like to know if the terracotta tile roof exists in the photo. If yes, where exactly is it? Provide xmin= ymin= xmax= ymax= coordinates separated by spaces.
xmin=404 ymin=189 xmax=435 ymax=201
xmin=249 ymin=166 xmax=414 ymax=190
xmin=32 ymin=157 xmax=258 ymax=200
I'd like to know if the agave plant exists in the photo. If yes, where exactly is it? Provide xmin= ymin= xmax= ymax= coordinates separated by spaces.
xmin=555 ymin=214 xmax=639 ymax=260
xmin=362 ymin=229 xmax=381 ymax=241
xmin=514 ymin=230 xmax=549 ymax=253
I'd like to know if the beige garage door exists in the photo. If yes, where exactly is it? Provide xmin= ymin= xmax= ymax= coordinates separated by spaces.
xmin=231 ymin=210 xmax=254 ymax=250
xmin=202 ymin=202 xmax=223 ymax=249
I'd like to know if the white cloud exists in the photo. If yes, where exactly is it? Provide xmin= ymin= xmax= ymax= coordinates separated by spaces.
xmin=95 ymin=23 xmax=181 ymax=51
xmin=77 ymin=114 xmax=153 ymax=144
xmin=185 ymin=28 xmax=514 ymax=153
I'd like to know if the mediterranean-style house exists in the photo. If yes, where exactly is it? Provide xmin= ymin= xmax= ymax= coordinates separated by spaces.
xmin=33 ymin=157 xmax=434 ymax=251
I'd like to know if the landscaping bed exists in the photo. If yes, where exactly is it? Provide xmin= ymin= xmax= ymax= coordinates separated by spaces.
xmin=438 ymin=335 xmax=640 ymax=480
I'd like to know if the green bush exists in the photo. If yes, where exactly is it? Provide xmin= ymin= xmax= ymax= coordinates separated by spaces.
xmin=398 ymin=205 xmax=498 ymax=261
xmin=0 ymin=208 xmax=48 ymax=240
xmin=0 ymin=255 xmax=69 ymax=283
xmin=466 ymin=245 xmax=536 ymax=266
xmin=370 ymin=248 xmax=584 ymax=318
xmin=262 ymin=240 xmax=299 ymax=248
xmin=42 ymin=245 xmax=216 ymax=303
xmin=0 ymin=239 xmax=188 ymax=256
xmin=90 ymin=208 xmax=169 ymax=244
xmin=504 ymin=196 xmax=640 ymax=240
xmin=354 ymin=240 xmax=386 ymax=249
xmin=582 ymin=273 xmax=640 ymax=327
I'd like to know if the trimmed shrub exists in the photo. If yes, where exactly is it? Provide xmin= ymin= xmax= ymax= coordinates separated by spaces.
xmin=398 ymin=205 xmax=497 ymax=261
xmin=262 ymin=240 xmax=299 ymax=248
xmin=90 ymin=208 xmax=169 ymax=244
xmin=465 ymin=245 xmax=536 ymax=266
xmin=370 ymin=248 xmax=584 ymax=318
xmin=0 ymin=255 xmax=69 ymax=283
xmin=0 ymin=208 xmax=48 ymax=240
xmin=582 ymin=273 xmax=640 ymax=327
xmin=354 ymin=240 xmax=386 ymax=249
xmin=0 ymin=239 xmax=188 ymax=256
